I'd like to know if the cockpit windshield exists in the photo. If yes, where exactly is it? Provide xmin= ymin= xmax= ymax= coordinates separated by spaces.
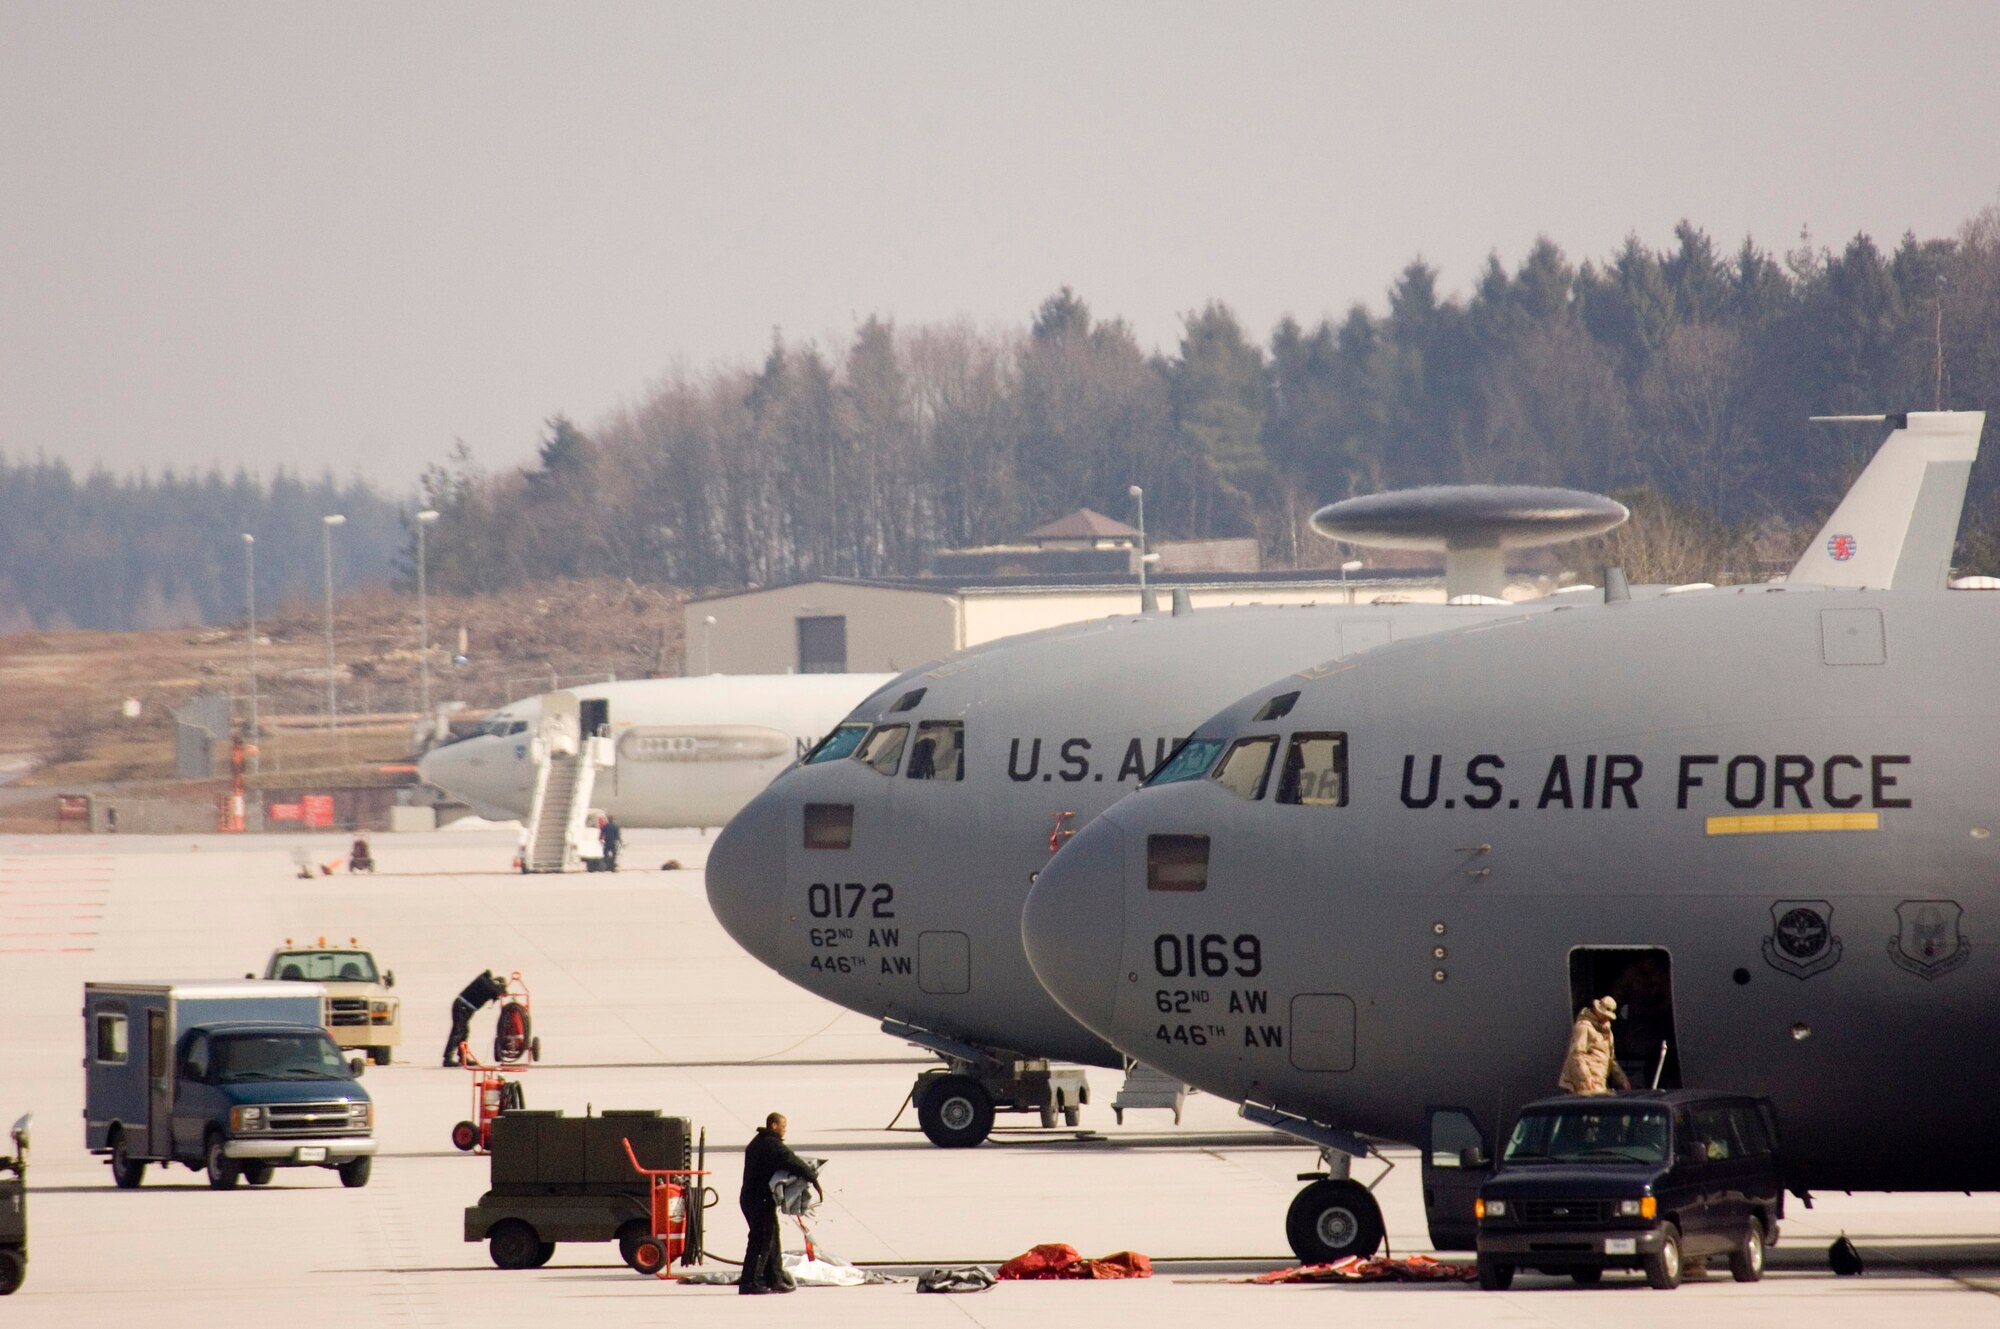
xmin=1504 ymin=1107 xmax=1670 ymax=1165
xmin=1145 ymin=738 xmax=1225 ymax=787
xmin=803 ymin=722 xmax=870 ymax=765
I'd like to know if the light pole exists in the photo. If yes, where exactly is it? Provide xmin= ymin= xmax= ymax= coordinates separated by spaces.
xmin=415 ymin=509 xmax=439 ymax=727
xmin=702 ymin=615 xmax=717 ymax=675
xmin=321 ymin=514 xmax=346 ymax=732
xmin=1127 ymin=484 xmax=1148 ymax=599
xmin=243 ymin=533 xmax=258 ymax=775
xmin=1341 ymin=558 xmax=1364 ymax=603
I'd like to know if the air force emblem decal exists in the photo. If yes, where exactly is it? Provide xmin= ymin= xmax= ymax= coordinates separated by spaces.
xmin=1826 ymin=533 xmax=1858 ymax=561
xmin=1763 ymin=900 xmax=1842 ymax=978
xmin=1888 ymin=899 xmax=1970 ymax=979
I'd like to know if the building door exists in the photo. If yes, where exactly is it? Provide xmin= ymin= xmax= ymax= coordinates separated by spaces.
xmin=1568 ymin=947 xmax=1680 ymax=1090
xmin=797 ymin=616 xmax=847 ymax=674
xmin=147 ymin=1008 xmax=172 ymax=1157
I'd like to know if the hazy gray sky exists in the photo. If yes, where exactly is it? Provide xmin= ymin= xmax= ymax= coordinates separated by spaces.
xmin=4 ymin=1 xmax=1997 ymax=491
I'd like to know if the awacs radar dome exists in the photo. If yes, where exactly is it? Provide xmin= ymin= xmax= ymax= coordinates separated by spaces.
xmin=1314 ymin=485 xmax=1628 ymax=600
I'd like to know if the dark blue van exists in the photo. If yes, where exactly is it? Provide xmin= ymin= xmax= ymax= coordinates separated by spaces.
xmin=84 ymin=981 xmax=376 ymax=1189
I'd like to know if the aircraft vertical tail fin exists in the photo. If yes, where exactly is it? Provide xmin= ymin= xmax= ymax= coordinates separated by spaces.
xmin=1787 ymin=411 xmax=1986 ymax=590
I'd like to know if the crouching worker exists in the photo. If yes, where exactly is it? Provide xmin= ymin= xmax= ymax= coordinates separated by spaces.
xmin=1558 ymin=995 xmax=1630 ymax=1095
xmin=443 ymin=968 xmax=507 ymax=1067
xmin=739 ymin=1112 xmax=820 ymax=1295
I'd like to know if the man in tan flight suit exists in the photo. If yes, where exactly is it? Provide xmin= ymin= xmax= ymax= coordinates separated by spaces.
xmin=1558 ymin=995 xmax=1630 ymax=1095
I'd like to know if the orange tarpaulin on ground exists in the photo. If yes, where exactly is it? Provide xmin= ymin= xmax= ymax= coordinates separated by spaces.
xmin=1249 ymin=1254 xmax=1476 ymax=1284
xmin=997 ymin=1245 xmax=1152 ymax=1280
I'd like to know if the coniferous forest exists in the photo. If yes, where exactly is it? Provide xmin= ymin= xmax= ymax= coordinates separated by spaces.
xmin=12 ymin=211 xmax=2000 ymax=630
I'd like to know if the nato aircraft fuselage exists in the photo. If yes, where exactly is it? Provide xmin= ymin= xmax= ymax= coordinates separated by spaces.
xmin=1024 ymin=588 xmax=2000 ymax=1193
xmin=417 ymin=674 xmax=894 ymax=827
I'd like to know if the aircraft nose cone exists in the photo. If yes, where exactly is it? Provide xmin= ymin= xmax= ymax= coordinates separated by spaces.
xmin=1022 ymin=818 xmax=1125 ymax=1038
xmin=707 ymin=788 xmax=786 ymax=960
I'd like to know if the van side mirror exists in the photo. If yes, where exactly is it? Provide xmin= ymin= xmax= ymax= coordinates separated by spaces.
xmin=1458 ymin=1145 xmax=1489 ymax=1170
xmin=348 ymin=1057 xmax=366 ymax=1079
xmin=244 ymin=972 xmax=254 ymax=980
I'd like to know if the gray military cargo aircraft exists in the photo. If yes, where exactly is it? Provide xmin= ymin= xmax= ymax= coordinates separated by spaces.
xmin=1024 ymin=578 xmax=2000 ymax=1265
xmin=707 ymin=411 xmax=1983 ymax=1153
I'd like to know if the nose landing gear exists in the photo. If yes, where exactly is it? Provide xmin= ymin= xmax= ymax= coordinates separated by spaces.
xmin=1285 ymin=1175 xmax=1385 ymax=1264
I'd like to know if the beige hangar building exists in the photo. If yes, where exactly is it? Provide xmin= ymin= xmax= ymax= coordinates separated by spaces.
xmin=683 ymin=508 xmax=1452 ymax=676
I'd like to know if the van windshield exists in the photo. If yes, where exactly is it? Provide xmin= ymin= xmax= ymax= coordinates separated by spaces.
xmin=1504 ymin=1106 xmax=1670 ymax=1165
xmin=210 ymin=1032 xmax=350 ymax=1083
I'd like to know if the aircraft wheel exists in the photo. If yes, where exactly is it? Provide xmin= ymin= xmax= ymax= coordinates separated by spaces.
xmin=204 ymin=1134 xmax=241 ymax=1190
xmin=109 ymin=1128 xmax=146 ymax=1189
xmin=0 ymin=1249 xmax=22 ymax=1296
xmin=488 ymin=1220 xmax=541 ymax=1270
xmin=1284 ymin=1178 xmax=1384 ymax=1264
xmin=1729 ymin=1219 xmax=1765 ymax=1282
xmin=1063 ymin=1106 xmax=1081 ymax=1128
xmin=916 ymin=1075 xmax=994 ymax=1148
xmin=1644 ymin=1223 xmax=1683 ymax=1289
xmin=1476 ymin=1256 xmax=1513 ymax=1290
xmin=1039 ymin=1105 xmax=1056 ymax=1128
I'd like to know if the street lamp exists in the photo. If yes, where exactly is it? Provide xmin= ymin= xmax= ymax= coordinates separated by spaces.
xmin=1127 ymin=484 xmax=1148 ymax=600
xmin=701 ymin=615 xmax=717 ymax=675
xmin=1340 ymin=559 xmax=1364 ymax=581
xmin=415 ymin=509 xmax=440 ymax=727
xmin=321 ymin=514 xmax=346 ymax=732
xmin=242 ymin=533 xmax=258 ymax=775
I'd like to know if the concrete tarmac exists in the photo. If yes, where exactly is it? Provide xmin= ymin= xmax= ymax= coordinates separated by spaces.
xmin=5 ymin=829 xmax=1997 ymax=1326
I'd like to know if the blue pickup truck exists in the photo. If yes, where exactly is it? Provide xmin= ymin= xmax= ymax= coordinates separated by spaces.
xmin=84 ymin=981 xmax=377 ymax=1189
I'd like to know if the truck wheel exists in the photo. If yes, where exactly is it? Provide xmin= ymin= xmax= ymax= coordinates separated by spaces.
xmin=1729 ymin=1220 xmax=1765 ymax=1282
xmin=616 ymin=1219 xmax=652 ymax=1271
xmin=0 ymin=1249 xmax=22 ymax=1296
xmin=109 ymin=1128 xmax=146 ymax=1189
xmin=1284 ymin=1178 xmax=1384 ymax=1264
xmin=631 ymin=1239 xmax=668 ymax=1277
xmin=369 ymin=1047 xmax=391 ymax=1066
xmin=204 ymin=1135 xmax=241 ymax=1190
xmin=451 ymin=1121 xmax=479 ymax=1152
xmin=1644 ymin=1223 xmax=1683 ymax=1289
xmin=338 ymin=1156 xmax=372 ymax=1188
xmin=531 ymin=1242 xmax=556 ymax=1268
xmin=244 ymin=1163 xmax=276 ymax=1186
xmin=916 ymin=1075 xmax=994 ymax=1148
xmin=1476 ymin=1256 xmax=1513 ymax=1290
xmin=488 ymin=1220 xmax=541 ymax=1270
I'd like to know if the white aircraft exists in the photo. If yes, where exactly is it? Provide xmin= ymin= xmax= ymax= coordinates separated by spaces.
xmin=416 ymin=674 xmax=896 ymax=827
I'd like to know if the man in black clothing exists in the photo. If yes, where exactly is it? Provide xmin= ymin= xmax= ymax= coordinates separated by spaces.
xmin=598 ymin=814 xmax=622 ymax=871
xmin=443 ymin=969 xmax=506 ymax=1066
xmin=739 ymin=1112 xmax=818 ymax=1294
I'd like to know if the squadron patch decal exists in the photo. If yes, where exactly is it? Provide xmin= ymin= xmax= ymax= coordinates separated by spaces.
xmin=1888 ymin=899 xmax=1970 ymax=980
xmin=1763 ymin=899 xmax=1843 ymax=979
xmin=1826 ymin=533 xmax=1858 ymax=561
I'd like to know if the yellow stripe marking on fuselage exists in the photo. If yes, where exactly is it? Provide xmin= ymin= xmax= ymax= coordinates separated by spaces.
xmin=1705 ymin=812 xmax=1881 ymax=836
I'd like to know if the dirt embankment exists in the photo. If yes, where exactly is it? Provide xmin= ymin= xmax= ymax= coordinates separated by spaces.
xmin=2 ymin=578 xmax=690 ymax=792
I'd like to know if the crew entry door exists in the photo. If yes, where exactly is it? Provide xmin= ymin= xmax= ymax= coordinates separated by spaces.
xmin=1568 ymin=947 xmax=1680 ymax=1090
xmin=579 ymin=698 xmax=609 ymax=737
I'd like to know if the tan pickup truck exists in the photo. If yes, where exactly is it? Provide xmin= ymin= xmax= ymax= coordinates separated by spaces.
xmin=257 ymin=940 xmax=402 ymax=1065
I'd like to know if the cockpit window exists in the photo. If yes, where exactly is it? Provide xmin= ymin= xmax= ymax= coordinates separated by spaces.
xmin=803 ymin=722 xmax=870 ymax=765
xmin=1145 ymin=738 xmax=1225 ymax=787
xmin=906 ymin=721 xmax=963 ymax=781
xmin=1212 ymin=736 xmax=1278 ymax=800
xmin=889 ymin=687 xmax=927 ymax=714
xmin=1276 ymin=732 xmax=1348 ymax=807
xmin=855 ymin=724 xmax=908 ymax=776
